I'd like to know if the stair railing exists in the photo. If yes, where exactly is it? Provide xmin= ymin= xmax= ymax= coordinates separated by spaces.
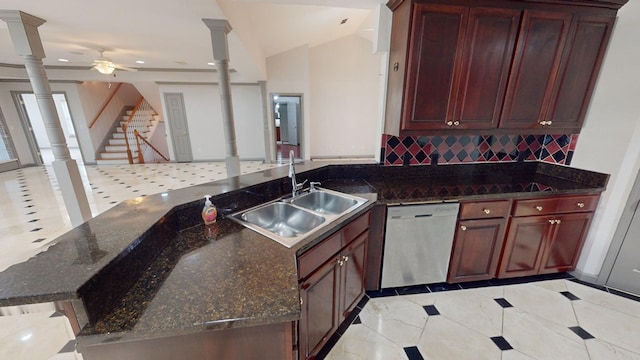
xmin=134 ymin=130 xmax=169 ymax=163
xmin=89 ymin=83 xmax=123 ymax=129
xmin=122 ymin=97 xmax=168 ymax=164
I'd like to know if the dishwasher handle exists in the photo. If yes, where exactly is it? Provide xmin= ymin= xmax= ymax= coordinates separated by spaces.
xmin=390 ymin=213 xmax=435 ymax=219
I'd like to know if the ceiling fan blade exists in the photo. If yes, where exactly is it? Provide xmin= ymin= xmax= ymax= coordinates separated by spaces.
xmin=114 ymin=64 xmax=138 ymax=72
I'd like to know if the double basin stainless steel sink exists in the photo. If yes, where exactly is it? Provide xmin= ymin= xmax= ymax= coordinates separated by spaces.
xmin=229 ymin=188 xmax=368 ymax=248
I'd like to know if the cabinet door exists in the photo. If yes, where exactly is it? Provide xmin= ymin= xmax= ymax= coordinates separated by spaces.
xmin=401 ymin=3 xmax=468 ymax=130
xmin=500 ymin=10 xmax=572 ymax=129
xmin=539 ymin=212 xmax=593 ymax=274
xmin=339 ymin=231 xmax=368 ymax=319
xmin=448 ymin=218 xmax=507 ymax=283
xmin=545 ymin=15 xmax=615 ymax=130
xmin=452 ymin=7 xmax=520 ymax=129
xmin=299 ymin=259 xmax=339 ymax=360
xmin=498 ymin=216 xmax=552 ymax=278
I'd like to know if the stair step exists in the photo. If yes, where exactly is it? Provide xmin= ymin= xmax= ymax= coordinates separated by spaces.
xmin=100 ymin=151 xmax=132 ymax=159
xmin=109 ymin=139 xmax=126 ymax=146
xmin=105 ymin=145 xmax=128 ymax=152
xmin=113 ymin=133 xmax=125 ymax=139
xmin=96 ymin=158 xmax=139 ymax=165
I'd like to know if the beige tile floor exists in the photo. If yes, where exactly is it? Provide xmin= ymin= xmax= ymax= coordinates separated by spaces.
xmin=326 ymin=279 xmax=640 ymax=360
xmin=2 ymin=161 xmax=640 ymax=360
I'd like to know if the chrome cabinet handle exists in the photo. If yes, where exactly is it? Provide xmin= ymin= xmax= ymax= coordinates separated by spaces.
xmin=548 ymin=219 xmax=562 ymax=225
xmin=446 ymin=121 xmax=453 ymax=127
xmin=460 ymin=225 xmax=467 ymax=231
xmin=539 ymin=121 xmax=553 ymax=126
xmin=453 ymin=121 xmax=460 ymax=126
xmin=483 ymin=208 xmax=491 ymax=215
xmin=577 ymin=202 xmax=585 ymax=208
xmin=536 ymin=205 xmax=543 ymax=212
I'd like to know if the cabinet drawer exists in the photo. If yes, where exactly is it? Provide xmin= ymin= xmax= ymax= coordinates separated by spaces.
xmin=556 ymin=195 xmax=599 ymax=213
xmin=298 ymin=232 xmax=342 ymax=280
xmin=512 ymin=198 xmax=560 ymax=217
xmin=459 ymin=200 xmax=510 ymax=220
xmin=342 ymin=212 xmax=370 ymax=247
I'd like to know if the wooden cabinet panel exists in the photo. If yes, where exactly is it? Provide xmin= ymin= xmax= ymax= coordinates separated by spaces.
xmin=546 ymin=15 xmax=615 ymax=129
xmin=448 ymin=218 xmax=506 ymax=283
xmin=342 ymin=212 xmax=370 ymax=248
xmin=299 ymin=259 xmax=339 ymax=359
xmin=459 ymin=200 xmax=510 ymax=220
xmin=498 ymin=216 xmax=551 ymax=278
xmin=500 ymin=10 xmax=573 ymax=129
xmin=539 ymin=212 xmax=593 ymax=273
xmin=556 ymin=194 xmax=600 ymax=213
xmin=298 ymin=210 xmax=370 ymax=359
xmin=453 ymin=7 xmax=521 ymax=129
xmin=402 ymin=3 xmax=468 ymax=130
xmin=339 ymin=232 xmax=368 ymax=319
xmin=298 ymin=232 xmax=341 ymax=280
xmin=512 ymin=197 xmax=561 ymax=217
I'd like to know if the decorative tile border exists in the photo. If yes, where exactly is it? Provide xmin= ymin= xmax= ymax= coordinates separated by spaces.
xmin=381 ymin=134 xmax=580 ymax=166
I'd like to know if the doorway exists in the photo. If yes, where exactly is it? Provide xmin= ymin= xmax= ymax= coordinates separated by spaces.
xmin=12 ymin=92 xmax=82 ymax=165
xmin=272 ymin=94 xmax=302 ymax=162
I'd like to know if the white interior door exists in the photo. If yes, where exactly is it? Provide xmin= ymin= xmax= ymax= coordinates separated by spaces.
xmin=164 ymin=93 xmax=192 ymax=162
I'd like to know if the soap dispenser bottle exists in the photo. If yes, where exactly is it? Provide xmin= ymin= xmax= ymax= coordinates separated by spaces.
xmin=202 ymin=195 xmax=217 ymax=225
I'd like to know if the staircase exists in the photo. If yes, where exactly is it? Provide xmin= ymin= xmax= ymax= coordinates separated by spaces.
xmin=96 ymin=109 xmax=158 ymax=165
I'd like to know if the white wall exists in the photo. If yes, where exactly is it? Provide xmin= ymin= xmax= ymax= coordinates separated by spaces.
xmin=266 ymin=35 xmax=381 ymax=160
xmin=309 ymin=35 xmax=381 ymax=158
xmin=571 ymin=1 xmax=640 ymax=278
xmin=76 ymin=82 xmax=139 ymax=163
xmin=158 ymin=83 xmax=265 ymax=161
xmin=266 ymin=45 xmax=312 ymax=159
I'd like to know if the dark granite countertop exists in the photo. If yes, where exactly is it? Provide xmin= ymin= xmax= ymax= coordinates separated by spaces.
xmin=0 ymin=161 xmax=608 ymax=346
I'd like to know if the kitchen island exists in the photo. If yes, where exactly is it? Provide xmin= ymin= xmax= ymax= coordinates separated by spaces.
xmin=0 ymin=161 xmax=608 ymax=359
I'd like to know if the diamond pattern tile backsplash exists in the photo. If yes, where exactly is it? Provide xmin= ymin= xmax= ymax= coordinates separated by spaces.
xmin=381 ymin=134 xmax=579 ymax=166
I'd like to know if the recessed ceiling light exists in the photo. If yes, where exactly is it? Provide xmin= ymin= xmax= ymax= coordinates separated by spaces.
xmin=175 ymin=61 xmax=188 ymax=65
xmin=135 ymin=60 xmax=145 ymax=64
xmin=207 ymin=62 xmax=215 ymax=66
xmin=340 ymin=18 xmax=348 ymax=25
xmin=57 ymin=58 xmax=69 ymax=62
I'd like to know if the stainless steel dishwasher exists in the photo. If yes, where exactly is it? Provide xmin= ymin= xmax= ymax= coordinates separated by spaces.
xmin=381 ymin=202 xmax=460 ymax=288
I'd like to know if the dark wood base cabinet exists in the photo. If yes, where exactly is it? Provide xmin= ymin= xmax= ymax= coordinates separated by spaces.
xmin=449 ymin=194 xmax=599 ymax=283
xmin=448 ymin=200 xmax=509 ymax=283
xmin=298 ymin=212 xmax=370 ymax=360
xmin=497 ymin=195 xmax=598 ymax=278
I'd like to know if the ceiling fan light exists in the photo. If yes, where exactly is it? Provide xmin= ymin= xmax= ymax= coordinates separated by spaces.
xmin=95 ymin=62 xmax=115 ymax=75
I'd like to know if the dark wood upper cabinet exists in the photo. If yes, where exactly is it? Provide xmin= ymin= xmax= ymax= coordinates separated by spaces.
xmin=499 ymin=10 xmax=573 ymax=130
xmin=384 ymin=0 xmax=622 ymax=136
xmin=401 ymin=3 xmax=468 ymax=130
xmin=545 ymin=15 xmax=616 ymax=129
xmin=454 ymin=8 xmax=521 ymax=129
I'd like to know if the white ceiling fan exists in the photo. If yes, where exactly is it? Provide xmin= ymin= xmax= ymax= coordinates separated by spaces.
xmin=92 ymin=50 xmax=137 ymax=75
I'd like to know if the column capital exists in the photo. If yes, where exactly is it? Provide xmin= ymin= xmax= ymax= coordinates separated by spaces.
xmin=0 ymin=10 xmax=46 ymax=58
xmin=202 ymin=19 xmax=232 ymax=61
xmin=202 ymin=19 xmax=232 ymax=34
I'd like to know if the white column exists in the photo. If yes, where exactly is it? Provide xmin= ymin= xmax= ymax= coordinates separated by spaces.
xmin=0 ymin=10 xmax=92 ymax=226
xmin=202 ymin=19 xmax=241 ymax=177
xmin=259 ymin=81 xmax=276 ymax=163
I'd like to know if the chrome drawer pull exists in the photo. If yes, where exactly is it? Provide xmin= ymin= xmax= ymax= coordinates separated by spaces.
xmin=577 ymin=202 xmax=585 ymax=208
xmin=483 ymin=209 xmax=491 ymax=214
xmin=460 ymin=225 xmax=467 ymax=231
xmin=535 ymin=205 xmax=543 ymax=212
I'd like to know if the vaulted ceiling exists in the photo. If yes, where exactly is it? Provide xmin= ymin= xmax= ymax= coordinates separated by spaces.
xmin=0 ymin=0 xmax=387 ymax=82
